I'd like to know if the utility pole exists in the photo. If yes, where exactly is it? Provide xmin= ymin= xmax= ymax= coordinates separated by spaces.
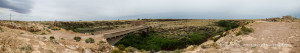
xmin=10 ymin=13 xmax=12 ymax=24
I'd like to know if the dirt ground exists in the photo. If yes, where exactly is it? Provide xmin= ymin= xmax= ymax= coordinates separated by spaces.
xmin=0 ymin=23 xmax=111 ymax=53
xmin=185 ymin=21 xmax=300 ymax=53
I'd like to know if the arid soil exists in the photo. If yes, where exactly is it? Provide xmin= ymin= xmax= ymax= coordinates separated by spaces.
xmin=184 ymin=21 xmax=300 ymax=53
xmin=0 ymin=21 xmax=112 ymax=53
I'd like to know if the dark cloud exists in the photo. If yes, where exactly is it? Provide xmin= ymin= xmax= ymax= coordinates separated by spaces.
xmin=0 ymin=0 xmax=33 ymax=13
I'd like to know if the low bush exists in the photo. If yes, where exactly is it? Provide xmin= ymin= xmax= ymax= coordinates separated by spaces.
xmin=236 ymin=32 xmax=242 ymax=36
xmin=117 ymin=44 xmax=126 ymax=51
xmin=73 ymin=36 xmax=81 ymax=42
xmin=125 ymin=46 xmax=138 ymax=53
xmin=99 ymin=40 xmax=106 ymax=44
xmin=241 ymin=26 xmax=254 ymax=34
xmin=111 ymin=49 xmax=123 ymax=53
xmin=217 ymin=20 xmax=239 ymax=30
xmin=50 ymin=36 xmax=55 ymax=40
xmin=20 ymin=32 xmax=24 ymax=34
xmin=41 ymin=32 xmax=46 ymax=35
xmin=61 ymin=38 xmax=65 ymax=40
xmin=201 ymin=45 xmax=207 ymax=49
xmin=236 ymin=26 xmax=254 ymax=36
xmin=20 ymin=45 xmax=32 ymax=52
xmin=42 ymin=37 xmax=47 ymax=39
xmin=85 ymin=38 xmax=94 ymax=43
xmin=213 ymin=37 xmax=221 ymax=42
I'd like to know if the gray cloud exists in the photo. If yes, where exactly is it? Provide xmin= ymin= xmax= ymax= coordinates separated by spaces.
xmin=1 ymin=0 xmax=300 ymax=21
xmin=0 ymin=0 xmax=33 ymax=13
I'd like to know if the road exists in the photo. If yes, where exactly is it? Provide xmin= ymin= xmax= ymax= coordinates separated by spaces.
xmin=186 ymin=21 xmax=300 ymax=53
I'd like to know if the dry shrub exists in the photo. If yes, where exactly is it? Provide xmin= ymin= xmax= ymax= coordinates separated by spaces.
xmin=125 ymin=46 xmax=138 ymax=53
xmin=77 ymin=47 xmax=84 ymax=53
xmin=111 ymin=49 xmax=123 ymax=53
xmin=0 ymin=35 xmax=32 ymax=53
xmin=236 ymin=26 xmax=254 ymax=36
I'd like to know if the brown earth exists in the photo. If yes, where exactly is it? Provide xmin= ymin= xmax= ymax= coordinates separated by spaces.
xmin=0 ymin=21 xmax=113 ymax=53
xmin=184 ymin=21 xmax=300 ymax=53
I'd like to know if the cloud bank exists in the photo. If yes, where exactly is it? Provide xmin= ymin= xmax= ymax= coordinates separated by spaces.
xmin=0 ymin=0 xmax=300 ymax=21
xmin=0 ymin=0 xmax=33 ymax=14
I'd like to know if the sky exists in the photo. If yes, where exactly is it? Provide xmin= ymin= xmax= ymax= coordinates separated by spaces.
xmin=0 ymin=0 xmax=300 ymax=21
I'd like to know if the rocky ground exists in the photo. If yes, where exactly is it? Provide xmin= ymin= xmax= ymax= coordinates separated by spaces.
xmin=183 ymin=21 xmax=300 ymax=53
xmin=1 ymin=19 xmax=299 ymax=53
xmin=0 ymin=21 xmax=113 ymax=53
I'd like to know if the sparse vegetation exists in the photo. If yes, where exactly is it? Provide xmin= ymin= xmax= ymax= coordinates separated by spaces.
xmin=201 ymin=45 xmax=207 ymax=49
xmin=49 ymin=21 xmax=132 ymax=33
xmin=173 ymin=49 xmax=182 ymax=53
xmin=241 ymin=26 xmax=254 ymax=34
xmin=91 ymin=32 xmax=94 ymax=35
xmin=42 ymin=37 xmax=47 ymax=39
xmin=236 ymin=26 xmax=254 ymax=36
xmin=115 ymin=29 xmax=215 ymax=51
xmin=41 ymin=32 xmax=46 ymax=35
xmin=50 ymin=36 xmax=55 ymax=40
xmin=73 ymin=36 xmax=81 ymax=42
xmin=77 ymin=47 xmax=84 ymax=53
xmin=20 ymin=45 xmax=33 ymax=53
xmin=125 ymin=46 xmax=138 ymax=53
xmin=218 ymin=20 xmax=239 ymax=30
xmin=60 ymin=38 xmax=65 ymax=40
xmin=117 ymin=44 xmax=126 ymax=51
xmin=236 ymin=31 xmax=242 ymax=36
xmin=114 ymin=20 xmax=253 ymax=51
xmin=20 ymin=32 xmax=24 ymax=34
xmin=111 ymin=49 xmax=123 ymax=53
xmin=85 ymin=38 xmax=95 ymax=43
xmin=99 ymin=40 xmax=106 ymax=44
xmin=213 ymin=37 xmax=221 ymax=42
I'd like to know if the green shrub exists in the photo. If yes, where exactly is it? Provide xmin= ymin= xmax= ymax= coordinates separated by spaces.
xmin=111 ymin=49 xmax=123 ymax=53
xmin=139 ymin=49 xmax=146 ymax=52
xmin=42 ymin=37 xmax=47 ymax=39
xmin=218 ymin=20 xmax=239 ymax=30
xmin=29 ymin=29 xmax=35 ymax=32
xmin=50 ymin=36 xmax=55 ymax=40
xmin=173 ymin=49 xmax=182 ymax=53
xmin=61 ymin=38 xmax=65 ymax=40
xmin=41 ymin=32 xmax=47 ymax=35
xmin=115 ymin=31 xmax=211 ymax=51
xmin=125 ymin=46 xmax=138 ymax=53
xmin=117 ymin=44 xmax=125 ymax=51
xmin=236 ymin=26 xmax=254 ymax=36
xmin=91 ymin=32 xmax=94 ymax=35
xmin=241 ymin=26 xmax=254 ymax=34
xmin=85 ymin=38 xmax=94 ymax=43
xmin=73 ymin=36 xmax=81 ymax=42
xmin=99 ymin=40 xmax=106 ymax=44
xmin=213 ymin=37 xmax=221 ymax=42
xmin=236 ymin=32 xmax=242 ymax=36
xmin=20 ymin=32 xmax=24 ymax=34
xmin=201 ymin=45 xmax=207 ymax=49
xmin=20 ymin=45 xmax=32 ymax=52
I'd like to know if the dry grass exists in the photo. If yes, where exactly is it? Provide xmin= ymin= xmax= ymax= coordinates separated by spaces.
xmin=147 ymin=19 xmax=217 ymax=28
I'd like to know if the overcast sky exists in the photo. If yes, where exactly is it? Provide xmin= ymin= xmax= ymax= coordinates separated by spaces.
xmin=0 ymin=0 xmax=300 ymax=21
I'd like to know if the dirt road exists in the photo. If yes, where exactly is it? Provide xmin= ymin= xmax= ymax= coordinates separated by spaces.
xmin=186 ymin=21 xmax=300 ymax=53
